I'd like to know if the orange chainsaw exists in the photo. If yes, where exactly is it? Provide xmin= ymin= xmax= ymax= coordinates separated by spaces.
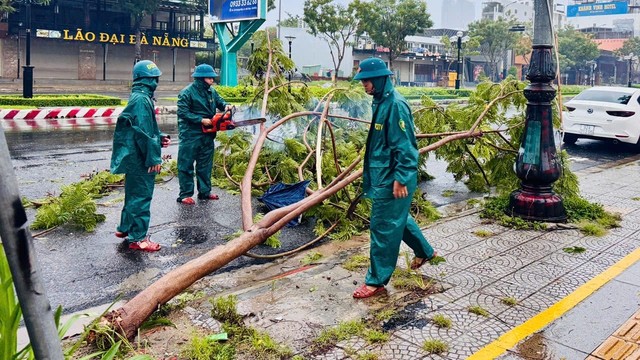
xmin=201 ymin=109 xmax=266 ymax=133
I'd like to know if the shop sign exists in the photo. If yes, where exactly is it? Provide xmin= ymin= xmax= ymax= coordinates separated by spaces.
xmin=567 ymin=1 xmax=628 ymax=17
xmin=36 ymin=28 xmax=205 ymax=49
xmin=210 ymin=0 xmax=265 ymax=23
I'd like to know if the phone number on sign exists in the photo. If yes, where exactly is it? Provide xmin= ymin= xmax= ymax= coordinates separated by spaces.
xmin=229 ymin=0 xmax=257 ymax=7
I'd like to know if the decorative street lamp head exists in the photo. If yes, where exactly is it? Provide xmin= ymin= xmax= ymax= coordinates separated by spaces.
xmin=457 ymin=30 xmax=463 ymax=38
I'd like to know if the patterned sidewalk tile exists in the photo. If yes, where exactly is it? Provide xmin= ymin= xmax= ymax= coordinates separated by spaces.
xmin=440 ymin=271 xmax=499 ymax=301
xmin=542 ymin=250 xmax=591 ymax=269
xmin=455 ymin=244 xmax=503 ymax=262
xmin=605 ymin=239 xmax=640 ymax=257
xmin=427 ymin=236 xmax=464 ymax=253
xmin=519 ymin=261 xmax=572 ymax=280
xmin=518 ymin=291 xmax=564 ymax=312
xmin=571 ymin=235 xmax=624 ymax=252
xmin=442 ymin=252 xmax=483 ymax=269
xmin=495 ymin=304 xmax=539 ymax=326
xmin=504 ymin=269 xmax=554 ymax=291
xmin=480 ymin=279 xmax=539 ymax=301
xmin=478 ymin=236 xmax=523 ymax=252
xmin=500 ymin=244 xmax=548 ymax=263
xmin=482 ymin=253 xmax=533 ymax=269
xmin=453 ymin=292 xmax=512 ymax=318
xmin=466 ymin=261 xmax=515 ymax=279
xmin=592 ymin=251 xmax=625 ymax=267
xmin=444 ymin=231 xmax=485 ymax=249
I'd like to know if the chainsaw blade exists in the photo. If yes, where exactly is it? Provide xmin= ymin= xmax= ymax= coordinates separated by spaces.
xmin=232 ymin=118 xmax=266 ymax=127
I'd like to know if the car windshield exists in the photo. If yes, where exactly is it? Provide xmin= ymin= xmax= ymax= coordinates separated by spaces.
xmin=573 ymin=90 xmax=632 ymax=105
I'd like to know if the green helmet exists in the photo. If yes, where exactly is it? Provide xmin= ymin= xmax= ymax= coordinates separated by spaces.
xmin=192 ymin=64 xmax=218 ymax=78
xmin=353 ymin=58 xmax=393 ymax=80
xmin=132 ymin=60 xmax=162 ymax=80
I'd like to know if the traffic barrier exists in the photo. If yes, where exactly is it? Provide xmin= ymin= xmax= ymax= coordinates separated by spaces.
xmin=0 ymin=106 xmax=177 ymax=131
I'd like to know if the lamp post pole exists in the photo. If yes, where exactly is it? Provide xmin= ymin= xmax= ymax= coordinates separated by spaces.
xmin=628 ymin=53 xmax=634 ymax=87
xmin=508 ymin=0 xmax=566 ymax=222
xmin=22 ymin=0 xmax=33 ymax=98
xmin=285 ymin=35 xmax=295 ymax=93
xmin=455 ymin=31 xmax=463 ymax=89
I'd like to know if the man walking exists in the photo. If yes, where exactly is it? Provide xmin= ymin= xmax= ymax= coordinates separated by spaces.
xmin=176 ymin=64 xmax=232 ymax=204
xmin=352 ymin=58 xmax=437 ymax=298
xmin=111 ymin=60 xmax=170 ymax=252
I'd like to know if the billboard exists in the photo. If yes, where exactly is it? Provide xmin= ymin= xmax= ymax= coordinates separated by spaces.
xmin=210 ymin=0 xmax=265 ymax=22
xmin=567 ymin=1 xmax=628 ymax=17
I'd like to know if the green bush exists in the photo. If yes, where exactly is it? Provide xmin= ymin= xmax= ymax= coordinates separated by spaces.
xmin=0 ymin=94 xmax=122 ymax=107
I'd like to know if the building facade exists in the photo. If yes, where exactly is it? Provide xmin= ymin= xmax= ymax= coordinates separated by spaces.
xmin=0 ymin=0 xmax=213 ymax=82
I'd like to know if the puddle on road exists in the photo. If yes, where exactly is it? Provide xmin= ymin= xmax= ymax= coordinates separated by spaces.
xmin=173 ymin=225 xmax=210 ymax=244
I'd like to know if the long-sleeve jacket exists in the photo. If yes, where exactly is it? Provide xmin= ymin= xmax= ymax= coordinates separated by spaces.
xmin=110 ymin=81 xmax=163 ymax=175
xmin=362 ymin=80 xmax=420 ymax=199
xmin=176 ymin=79 xmax=229 ymax=139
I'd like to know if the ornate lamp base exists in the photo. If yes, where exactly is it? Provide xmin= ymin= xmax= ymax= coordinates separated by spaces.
xmin=508 ymin=184 xmax=566 ymax=222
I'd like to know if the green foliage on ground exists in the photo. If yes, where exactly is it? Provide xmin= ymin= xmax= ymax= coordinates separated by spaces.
xmin=422 ymin=339 xmax=448 ymax=354
xmin=342 ymin=254 xmax=370 ymax=271
xmin=0 ymin=94 xmax=122 ymax=107
xmin=30 ymin=170 xmax=123 ymax=231
xmin=207 ymin=295 xmax=294 ymax=359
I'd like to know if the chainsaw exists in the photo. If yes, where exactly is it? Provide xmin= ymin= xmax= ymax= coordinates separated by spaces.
xmin=202 ymin=109 xmax=266 ymax=133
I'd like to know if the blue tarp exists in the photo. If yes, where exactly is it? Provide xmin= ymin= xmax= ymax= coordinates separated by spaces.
xmin=258 ymin=180 xmax=311 ymax=227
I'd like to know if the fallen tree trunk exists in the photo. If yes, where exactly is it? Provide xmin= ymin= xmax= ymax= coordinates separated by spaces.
xmin=107 ymin=168 xmax=362 ymax=339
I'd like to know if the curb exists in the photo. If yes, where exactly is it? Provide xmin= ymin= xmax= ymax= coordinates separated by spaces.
xmin=0 ymin=106 xmax=178 ymax=131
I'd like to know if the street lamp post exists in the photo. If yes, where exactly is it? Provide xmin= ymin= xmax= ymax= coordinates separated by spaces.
xmin=285 ymin=35 xmax=295 ymax=93
xmin=626 ymin=53 xmax=637 ymax=87
xmin=455 ymin=31 xmax=462 ymax=89
xmin=450 ymin=31 xmax=469 ymax=90
xmin=507 ymin=0 xmax=566 ymax=222
xmin=22 ymin=0 xmax=33 ymax=98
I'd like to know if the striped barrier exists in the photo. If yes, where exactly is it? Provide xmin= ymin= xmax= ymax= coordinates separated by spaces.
xmin=3 ymin=117 xmax=117 ymax=131
xmin=0 ymin=106 xmax=176 ymax=131
xmin=0 ymin=107 xmax=124 ymax=120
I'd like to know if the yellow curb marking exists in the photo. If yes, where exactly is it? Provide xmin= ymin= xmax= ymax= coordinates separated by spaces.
xmin=468 ymin=246 xmax=640 ymax=359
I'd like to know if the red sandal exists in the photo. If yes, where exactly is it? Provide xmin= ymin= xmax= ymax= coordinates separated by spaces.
xmin=128 ymin=238 xmax=161 ymax=252
xmin=199 ymin=194 xmax=219 ymax=200
xmin=115 ymin=231 xmax=128 ymax=238
xmin=410 ymin=251 xmax=438 ymax=270
xmin=178 ymin=197 xmax=196 ymax=205
xmin=352 ymin=284 xmax=386 ymax=299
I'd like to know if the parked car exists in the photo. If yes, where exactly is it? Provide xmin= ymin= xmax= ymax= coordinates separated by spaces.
xmin=563 ymin=86 xmax=640 ymax=145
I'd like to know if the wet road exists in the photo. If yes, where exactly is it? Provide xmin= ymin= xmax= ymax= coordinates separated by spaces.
xmin=4 ymin=117 xmax=640 ymax=313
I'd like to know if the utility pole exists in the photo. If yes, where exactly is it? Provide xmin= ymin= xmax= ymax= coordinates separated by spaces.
xmin=0 ymin=127 xmax=64 ymax=358
xmin=508 ymin=0 xmax=566 ymax=222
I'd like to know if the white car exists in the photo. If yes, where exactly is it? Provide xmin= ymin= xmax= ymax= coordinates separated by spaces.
xmin=563 ymin=86 xmax=640 ymax=145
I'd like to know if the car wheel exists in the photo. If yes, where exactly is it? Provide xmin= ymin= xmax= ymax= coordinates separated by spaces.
xmin=563 ymin=134 xmax=578 ymax=145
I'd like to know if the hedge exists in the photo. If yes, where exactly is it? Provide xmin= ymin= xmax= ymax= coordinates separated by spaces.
xmin=0 ymin=94 xmax=122 ymax=107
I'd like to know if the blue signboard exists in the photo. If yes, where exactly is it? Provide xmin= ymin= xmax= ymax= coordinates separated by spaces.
xmin=567 ymin=1 xmax=628 ymax=17
xmin=210 ymin=0 xmax=264 ymax=22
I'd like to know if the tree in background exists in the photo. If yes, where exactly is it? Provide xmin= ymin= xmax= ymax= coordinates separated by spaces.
xmin=303 ymin=0 xmax=360 ymax=83
xmin=353 ymin=0 xmax=432 ymax=72
xmin=557 ymin=27 xmax=599 ymax=85
xmin=280 ymin=13 xmax=303 ymax=27
xmin=467 ymin=18 xmax=519 ymax=81
xmin=119 ymin=0 xmax=163 ymax=62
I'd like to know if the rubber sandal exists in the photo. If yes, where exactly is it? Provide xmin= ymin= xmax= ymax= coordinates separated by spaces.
xmin=199 ymin=194 xmax=219 ymax=200
xmin=115 ymin=231 xmax=128 ymax=238
xmin=128 ymin=238 xmax=161 ymax=252
xmin=352 ymin=284 xmax=386 ymax=299
xmin=410 ymin=251 xmax=438 ymax=270
xmin=178 ymin=197 xmax=196 ymax=205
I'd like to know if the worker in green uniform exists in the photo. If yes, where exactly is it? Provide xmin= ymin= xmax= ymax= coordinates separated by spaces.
xmin=176 ymin=64 xmax=233 ymax=205
xmin=111 ymin=60 xmax=170 ymax=252
xmin=352 ymin=58 xmax=437 ymax=299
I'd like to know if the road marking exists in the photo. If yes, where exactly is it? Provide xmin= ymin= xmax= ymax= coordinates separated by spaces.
xmin=468 ymin=247 xmax=640 ymax=359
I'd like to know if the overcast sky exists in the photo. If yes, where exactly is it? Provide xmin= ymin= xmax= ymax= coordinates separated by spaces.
xmin=263 ymin=0 xmax=481 ymax=29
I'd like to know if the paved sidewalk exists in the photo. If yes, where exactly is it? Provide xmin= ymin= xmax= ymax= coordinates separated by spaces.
xmin=170 ymin=157 xmax=640 ymax=359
